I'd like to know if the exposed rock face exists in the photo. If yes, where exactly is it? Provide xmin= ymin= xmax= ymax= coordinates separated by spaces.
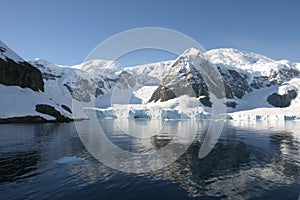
xmin=218 ymin=68 xmax=251 ymax=99
xmin=250 ymin=76 xmax=274 ymax=89
xmin=267 ymin=90 xmax=297 ymax=107
xmin=149 ymin=53 xmax=251 ymax=107
xmin=41 ymin=72 xmax=62 ymax=81
xmin=35 ymin=104 xmax=72 ymax=122
xmin=117 ymin=71 xmax=137 ymax=89
xmin=64 ymin=71 xmax=137 ymax=102
xmin=96 ymin=77 xmax=117 ymax=97
xmin=149 ymin=51 xmax=300 ymax=109
xmin=149 ymin=57 xmax=210 ymax=103
xmin=268 ymin=68 xmax=299 ymax=84
xmin=149 ymin=85 xmax=176 ymax=102
xmin=65 ymin=75 xmax=117 ymax=102
xmin=65 ymin=77 xmax=96 ymax=102
xmin=0 ymin=58 xmax=44 ymax=92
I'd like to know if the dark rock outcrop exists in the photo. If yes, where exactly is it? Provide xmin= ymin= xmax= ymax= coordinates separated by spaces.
xmin=35 ymin=104 xmax=72 ymax=122
xmin=61 ymin=104 xmax=72 ymax=113
xmin=149 ymin=85 xmax=177 ymax=102
xmin=0 ymin=105 xmax=74 ymax=124
xmin=41 ymin=72 xmax=62 ymax=81
xmin=0 ymin=58 xmax=44 ymax=92
xmin=267 ymin=90 xmax=297 ymax=107
xmin=218 ymin=68 xmax=251 ymax=99
xmin=0 ymin=116 xmax=47 ymax=124
xmin=199 ymin=96 xmax=212 ymax=107
xmin=225 ymin=101 xmax=237 ymax=108
xmin=250 ymin=76 xmax=273 ymax=89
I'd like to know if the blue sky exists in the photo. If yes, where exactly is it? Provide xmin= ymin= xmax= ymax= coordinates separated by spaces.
xmin=1 ymin=0 xmax=299 ymax=66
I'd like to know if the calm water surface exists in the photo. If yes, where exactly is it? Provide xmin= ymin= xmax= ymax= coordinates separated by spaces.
xmin=0 ymin=120 xmax=300 ymax=200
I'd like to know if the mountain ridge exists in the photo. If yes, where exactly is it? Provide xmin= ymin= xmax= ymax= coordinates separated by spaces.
xmin=1 ymin=40 xmax=300 ymax=122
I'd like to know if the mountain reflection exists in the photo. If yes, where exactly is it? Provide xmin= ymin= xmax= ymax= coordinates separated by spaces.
xmin=150 ymin=121 xmax=300 ymax=199
xmin=0 ymin=151 xmax=39 ymax=183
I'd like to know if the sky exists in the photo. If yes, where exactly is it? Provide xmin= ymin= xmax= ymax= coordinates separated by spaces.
xmin=1 ymin=0 xmax=300 ymax=66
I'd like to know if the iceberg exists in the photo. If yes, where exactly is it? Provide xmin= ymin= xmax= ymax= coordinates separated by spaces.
xmin=54 ymin=156 xmax=85 ymax=164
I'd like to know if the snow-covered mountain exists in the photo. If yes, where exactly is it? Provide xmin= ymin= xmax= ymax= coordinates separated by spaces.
xmin=0 ymin=41 xmax=73 ymax=123
xmin=204 ymin=48 xmax=300 ymax=110
xmin=1 ymin=40 xmax=300 ymax=122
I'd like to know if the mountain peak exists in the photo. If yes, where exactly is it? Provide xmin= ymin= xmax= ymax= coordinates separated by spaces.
xmin=182 ymin=47 xmax=204 ymax=57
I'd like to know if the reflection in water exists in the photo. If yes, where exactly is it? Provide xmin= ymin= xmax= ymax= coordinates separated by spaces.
xmin=152 ymin=121 xmax=300 ymax=199
xmin=0 ymin=151 xmax=39 ymax=183
xmin=0 ymin=120 xmax=299 ymax=199
xmin=0 ymin=124 xmax=40 ymax=183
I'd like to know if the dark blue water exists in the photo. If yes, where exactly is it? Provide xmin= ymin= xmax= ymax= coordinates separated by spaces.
xmin=0 ymin=120 xmax=299 ymax=200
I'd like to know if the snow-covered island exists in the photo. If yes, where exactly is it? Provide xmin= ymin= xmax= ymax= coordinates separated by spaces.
xmin=1 ymin=40 xmax=300 ymax=123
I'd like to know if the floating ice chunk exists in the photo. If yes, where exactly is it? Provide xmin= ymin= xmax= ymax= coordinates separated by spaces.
xmin=54 ymin=156 xmax=85 ymax=164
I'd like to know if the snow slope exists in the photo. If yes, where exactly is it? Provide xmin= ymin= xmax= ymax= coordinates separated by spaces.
xmin=0 ymin=41 xmax=76 ymax=121
xmin=0 ymin=40 xmax=24 ymax=63
xmin=0 ymin=84 xmax=72 ymax=120
xmin=124 ymin=61 xmax=173 ymax=86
